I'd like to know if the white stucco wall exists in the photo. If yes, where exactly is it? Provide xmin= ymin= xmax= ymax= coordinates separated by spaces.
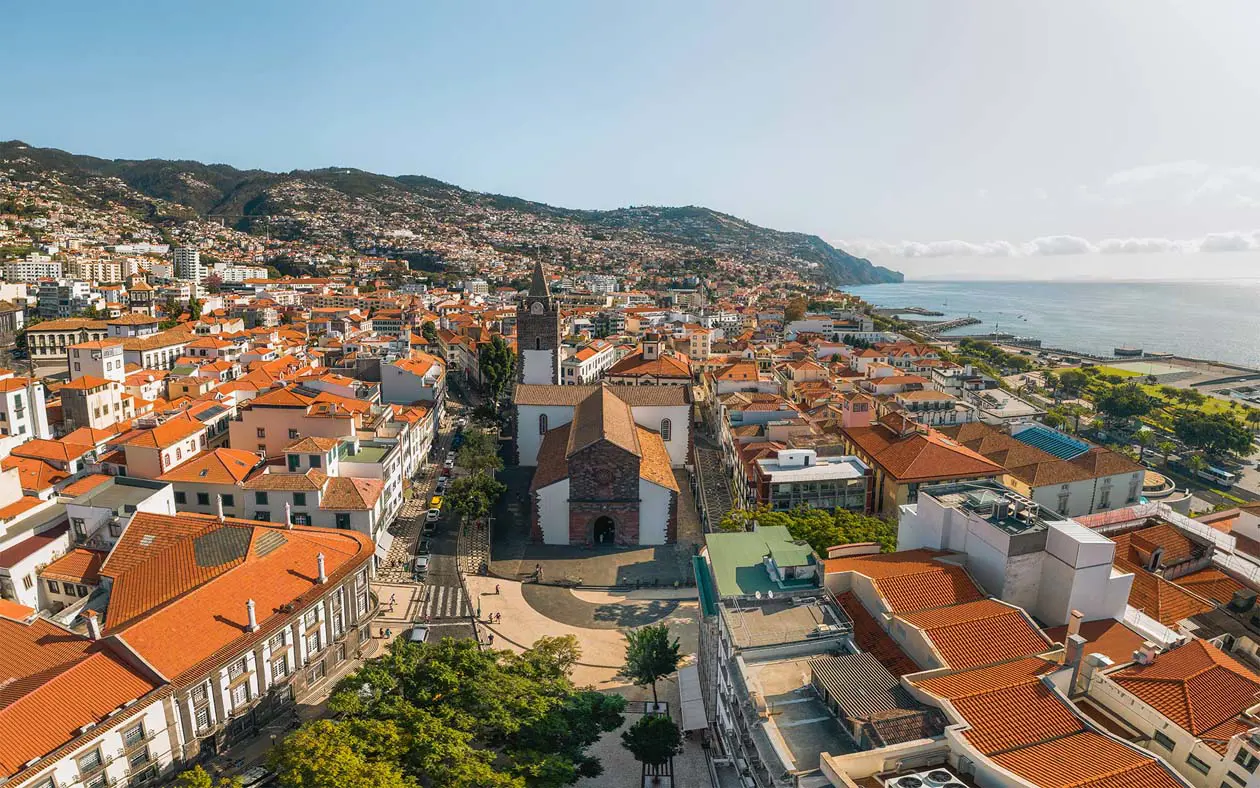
xmin=537 ymin=479 xmax=570 ymax=545
xmin=638 ymin=479 xmax=670 ymax=546
xmin=516 ymin=404 xmax=577 ymax=466
xmin=629 ymin=404 xmax=691 ymax=467
xmin=520 ymin=348 xmax=557 ymax=385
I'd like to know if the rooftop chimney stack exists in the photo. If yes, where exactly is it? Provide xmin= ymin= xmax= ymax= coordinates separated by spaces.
xmin=285 ymin=502 xmax=293 ymax=529
xmin=216 ymin=494 xmax=225 ymax=523
xmin=84 ymin=610 xmax=102 ymax=640
xmin=317 ymin=552 xmax=327 ymax=584
xmin=246 ymin=599 xmax=258 ymax=632
xmin=1067 ymin=609 xmax=1083 ymax=640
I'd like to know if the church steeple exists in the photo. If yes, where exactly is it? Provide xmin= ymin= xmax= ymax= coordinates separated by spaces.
xmin=528 ymin=258 xmax=551 ymax=299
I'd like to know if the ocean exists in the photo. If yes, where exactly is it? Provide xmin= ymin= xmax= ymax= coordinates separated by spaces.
xmin=847 ymin=279 xmax=1260 ymax=369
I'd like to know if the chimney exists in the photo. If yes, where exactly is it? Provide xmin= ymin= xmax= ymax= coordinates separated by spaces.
xmin=1134 ymin=640 xmax=1160 ymax=665
xmin=1067 ymin=609 xmax=1083 ymax=640
xmin=246 ymin=599 xmax=258 ymax=632
xmin=215 ymin=494 xmax=225 ymax=523
xmin=84 ymin=610 xmax=102 ymax=640
xmin=317 ymin=552 xmax=327 ymax=584
xmin=1076 ymin=651 xmax=1114 ymax=695
xmin=284 ymin=502 xmax=293 ymax=529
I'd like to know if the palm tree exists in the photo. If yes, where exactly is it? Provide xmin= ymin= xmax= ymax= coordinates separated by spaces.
xmin=1135 ymin=430 xmax=1154 ymax=464
xmin=1247 ymin=409 xmax=1260 ymax=433
xmin=1186 ymin=454 xmax=1208 ymax=481
xmin=1157 ymin=440 xmax=1175 ymax=466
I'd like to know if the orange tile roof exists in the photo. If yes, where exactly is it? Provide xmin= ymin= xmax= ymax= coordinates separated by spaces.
xmin=954 ymin=679 xmax=1085 ymax=754
xmin=834 ymin=591 xmax=919 ymax=676
xmin=40 ymin=548 xmax=107 ymax=584
xmin=0 ymin=495 xmax=44 ymax=522
xmin=1174 ymin=568 xmax=1247 ymax=605
xmin=284 ymin=436 xmax=342 ymax=453
xmin=1115 ymin=557 xmax=1213 ymax=626
xmin=1043 ymin=619 xmax=1148 ymax=665
xmin=0 ymin=617 xmax=162 ymax=779
xmin=157 ymin=448 xmax=262 ymax=485
xmin=913 ymin=656 xmax=1060 ymax=698
xmin=319 ymin=477 xmax=383 ymax=510
xmin=105 ymin=513 xmax=372 ymax=682
xmin=0 ymin=599 xmax=34 ymax=621
xmin=243 ymin=468 xmax=327 ymax=492
xmin=898 ymin=599 xmax=1053 ymax=670
xmin=1 ymin=456 xmax=69 ymax=492
xmin=1111 ymin=638 xmax=1260 ymax=736
xmin=121 ymin=416 xmax=205 ymax=449
xmin=993 ymin=731 xmax=1183 ymax=788
xmin=825 ymin=550 xmax=983 ymax=612
xmin=12 ymin=438 xmax=94 ymax=463
xmin=60 ymin=473 xmax=112 ymax=497
xmin=843 ymin=423 xmax=1004 ymax=483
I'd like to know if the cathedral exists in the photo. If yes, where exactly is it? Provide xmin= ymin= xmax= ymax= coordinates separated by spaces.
xmin=513 ymin=261 xmax=691 ymax=546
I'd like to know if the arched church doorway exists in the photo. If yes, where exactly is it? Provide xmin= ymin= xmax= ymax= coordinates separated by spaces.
xmin=593 ymin=516 xmax=616 ymax=545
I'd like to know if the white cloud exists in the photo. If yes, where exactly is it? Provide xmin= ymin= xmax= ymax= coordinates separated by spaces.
xmin=1198 ymin=231 xmax=1258 ymax=252
xmin=1096 ymin=237 xmax=1188 ymax=254
xmin=1021 ymin=235 xmax=1095 ymax=256
xmin=1031 ymin=188 xmax=1048 ymax=201
xmin=1104 ymin=160 xmax=1209 ymax=186
xmin=838 ymin=229 xmax=1260 ymax=258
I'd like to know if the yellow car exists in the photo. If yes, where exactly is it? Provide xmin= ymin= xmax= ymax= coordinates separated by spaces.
xmin=430 ymin=495 xmax=443 ymax=509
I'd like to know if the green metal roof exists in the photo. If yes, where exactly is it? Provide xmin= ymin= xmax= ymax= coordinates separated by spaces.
xmin=703 ymin=526 xmax=818 ymax=598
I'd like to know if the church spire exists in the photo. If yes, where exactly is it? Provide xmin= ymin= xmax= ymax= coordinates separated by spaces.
xmin=528 ymin=258 xmax=551 ymax=298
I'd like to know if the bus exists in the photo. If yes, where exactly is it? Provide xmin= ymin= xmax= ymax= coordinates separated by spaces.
xmin=1197 ymin=465 xmax=1238 ymax=489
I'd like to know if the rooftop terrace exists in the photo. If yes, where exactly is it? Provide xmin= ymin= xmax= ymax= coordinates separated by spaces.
xmin=922 ymin=479 xmax=1066 ymax=536
xmin=720 ymin=595 xmax=851 ymax=650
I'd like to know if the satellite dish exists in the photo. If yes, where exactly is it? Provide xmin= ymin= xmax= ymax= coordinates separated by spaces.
xmin=754 ymin=591 xmax=762 ymax=600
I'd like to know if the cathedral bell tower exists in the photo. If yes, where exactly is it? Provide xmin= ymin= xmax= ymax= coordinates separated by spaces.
xmin=517 ymin=259 xmax=561 ymax=384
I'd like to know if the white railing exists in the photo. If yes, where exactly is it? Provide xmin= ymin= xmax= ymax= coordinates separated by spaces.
xmin=1122 ymin=606 xmax=1183 ymax=648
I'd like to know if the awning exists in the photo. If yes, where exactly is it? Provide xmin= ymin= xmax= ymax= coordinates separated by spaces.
xmin=373 ymin=528 xmax=396 ymax=562
xmin=678 ymin=664 xmax=707 ymax=731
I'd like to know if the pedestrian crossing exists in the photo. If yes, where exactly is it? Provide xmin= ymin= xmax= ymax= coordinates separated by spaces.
xmin=418 ymin=583 xmax=472 ymax=619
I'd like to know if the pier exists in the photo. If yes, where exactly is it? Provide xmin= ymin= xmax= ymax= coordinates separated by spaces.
xmin=920 ymin=316 xmax=982 ymax=334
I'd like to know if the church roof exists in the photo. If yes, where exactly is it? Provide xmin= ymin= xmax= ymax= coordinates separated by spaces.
xmin=567 ymin=385 xmax=641 ymax=457
xmin=528 ymin=259 xmax=551 ymax=298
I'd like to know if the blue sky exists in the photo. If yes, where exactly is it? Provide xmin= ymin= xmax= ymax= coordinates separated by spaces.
xmin=9 ymin=1 xmax=1260 ymax=265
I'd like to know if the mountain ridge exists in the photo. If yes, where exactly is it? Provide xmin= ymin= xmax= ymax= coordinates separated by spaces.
xmin=0 ymin=140 xmax=902 ymax=285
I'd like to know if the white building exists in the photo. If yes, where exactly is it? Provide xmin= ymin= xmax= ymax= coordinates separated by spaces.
xmin=560 ymin=340 xmax=618 ymax=384
xmin=173 ymin=247 xmax=202 ymax=283
xmin=68 ymin=339 xmax=127 ymax=383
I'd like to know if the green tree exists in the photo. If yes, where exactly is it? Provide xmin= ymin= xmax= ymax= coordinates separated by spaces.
xmin=269 ymin=720 xmax=413 ymax=788
xmin=1042 ymin=370 xmax=1059 ymax=398
xmin=319 ymin=636 xmax=624 ymax=788
xmin=620 ymin=714 xmax=683 ymax=767
xmin=620 ymin=624 xmax=682 ymax=706
xmin=422 ymin=320 xmax=438 ymax=344
xmin=479 ymin=335 xmax=516 ymax=400
xmin=1094 ymin=384 xmax=1153 ymax=424
xmin=172 ymin=766 xmax=241 ymax=788
xmin=719 ymin=507 xmax=897 ymax=554
xmin=1185 ymin=453 xmax=1208 ymax=479
xmin=1246 ymin=409 xmax=1260 ymax=432
xmin=456 ymin=429 xmax=503 ymax=476
xmin=1157 ymin=440 xmax=1176 ymax=465
xmin=188 ymin=297 xmax=203 ymax=321
xmin=1058 ymin=369 xmax=1091 ymax=398
xmin=1135 ymin=430 xmax=1155 ymax=463
xmin=444 ymin=473 xmax=506 ymax=522
xmin=1175 ymin=412 xmax=1255 ymax=458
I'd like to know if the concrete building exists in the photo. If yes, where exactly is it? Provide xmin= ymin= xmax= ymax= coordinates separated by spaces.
xmin=751 ymin=449 xmax=870 ymax=513
xmin=173 ymin=247 xmax=202 ymax=283
xmin=68 ymin=339 xmax=127 ymax=383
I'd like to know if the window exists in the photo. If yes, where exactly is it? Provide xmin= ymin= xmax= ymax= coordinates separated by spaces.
xmin=304 ymin=607 xmax=319 ymax=628
xmin=258 ymin=444 xmax=267 ymax=453
xmin=287 ymin=454 xmax=300 ymax=472
xmin=191 ymin=683 xmax=208 ymax=704
xmin=127 ymin=748 xmax=150 ymax=770
xmin=306 ymin=631 xmax=322 ymax=654
xmin=271 ymin=654 xmax=289 ymax=681
xmin=1235 ymin=748 xmax=1260 ymax=773
xmin=289 ymin=429 xmax=299 ymax=439
xmin=1187 ymin=754 xmax=1211 ymax=775
xmin=310 ymin=455 xmax=322 ymax=468
xmin=194 ymin=704 xmax=212 ymax=732
xmin=123 ymin=722 xmax=145 ymax=747
xmin=84 ymin=777 xmax=105 ymax=788
xmin=292 ymin=513 xmax=310 ymax=526
xmin=174 ymin=491 xmax=187 ymax=505
xmin=48 ymin=580 xmax=61 ymax=594
xmin=196 ymin=492 xmax=210 ymax=506
xmin=231 ymin=682 xmax=250 ymax=709
xmin=256 ymin=510 xmax=270 ymax=522
xmin=76 ymin=585 xmax=88 ymax=597
xmin=660 ymin=418 xmax=672 ymax=442
xmin=228 ymin=656 xmax=248 ymax=679
xmin=22 ymin=574 xmax=32 ymax=590
xmin=539 ymin=413 xmax=548 ymax=435
xmin=269 ymin=631 xmax=287 ymax=650
xmin=293 ymin=492 xmax=307 ymax=507
xmin=335 ymin=513 xmax=351 ymax=529
xmin=222 ymin=494 xmax=235 ymax=508
xmin=535 ymin=336 xmax=542 ymax=350
xmin=1228 ymin=772 xmax=1249 ymax=787
xmin=77 ymin=749 xmax=103 ymax=773
xmin=307 ymin=660 xmax=326 ymax=684
xmin=255 ymin=491 xmax=269 ymax=505
xmin=175 ymin=447 xmax=182 ymax=461
xmin=31 ymin=777 xmax=54 ymax=788
xmin=74 ymin=362 xmax=80 ymax=371
xmin=256 ymin=428 xmax=266 ymax=438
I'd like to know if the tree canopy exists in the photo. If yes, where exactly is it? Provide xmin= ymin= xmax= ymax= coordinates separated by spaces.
xmin=1175 ymin=411 xmax=1255 ymax=457
xmin=421 ymin=320 xmax=438 ymax=344
xmin=478 ymin=335 xmax=516 ymax=400
xmin=173 ymin=766 xmax=241 ymax=788
xmin=783 ymin=297 xmax=807 ymax=324
xmin=269 ymin=636 xmax=625 ymax=788
xmin=456 ymin=428 xmax=502 ymax=475
xmin=621 ymin=714 xmax=683 ymax=767
xmin=444 ymin=473 xmax=506 ymax=522
xmin=620 ymin=624 xmax=681 ymax=705
xmin=1094 ymin=384 xmax=1154 ymax=423
xmin=719 ymin=506 xmax=896 ymax=554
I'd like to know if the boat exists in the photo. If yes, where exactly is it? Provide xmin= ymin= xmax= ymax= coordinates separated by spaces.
xmin=1114 ymin=346 xmax=1143 ymax=357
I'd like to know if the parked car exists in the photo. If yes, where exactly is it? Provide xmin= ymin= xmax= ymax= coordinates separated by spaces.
xmin=434 ymin=478 xmax=448 ymax=493
xmin=444 ymin=456 xmax=456 ymax=469
xmin=416 ymin=538 xmax=431 ymax=555
xmin=426 ymin=508 xmax=441 ymax=522
xmin=413 ymin=555 xmax=430 ymax=580
xmin=240 ymin=767 xmax=275 ymax=788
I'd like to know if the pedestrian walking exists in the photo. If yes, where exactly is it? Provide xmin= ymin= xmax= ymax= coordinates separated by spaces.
xmin=495 ymin=583 xmax=501 ymax=595
xmin=488 ymin=634 xmax=494 ymax=645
